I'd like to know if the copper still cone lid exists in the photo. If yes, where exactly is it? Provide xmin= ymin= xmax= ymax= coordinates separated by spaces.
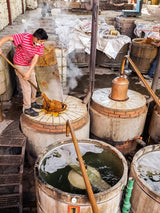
xmin=110 ymin=75 xmax=129 ymax=101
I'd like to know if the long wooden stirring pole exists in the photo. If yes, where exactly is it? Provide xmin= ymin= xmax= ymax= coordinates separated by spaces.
xmin=0 ymin=53 xmax=38 ymax=91
xmin=66 ymin=120 xmax=99 ymax=213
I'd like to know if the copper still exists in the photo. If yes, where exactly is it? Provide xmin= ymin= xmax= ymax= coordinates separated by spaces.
xmin=110 ymin=75 xmax=129 ymax=101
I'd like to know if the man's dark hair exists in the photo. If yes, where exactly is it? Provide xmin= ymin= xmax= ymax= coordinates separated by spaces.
xmin=33 ymin=28 xmax=48 ymax=40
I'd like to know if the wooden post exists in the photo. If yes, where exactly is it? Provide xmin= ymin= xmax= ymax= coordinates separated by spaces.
xmin=7 ymin=0 xmax=12 ymax=25
xmin=21 ymin=0 xmax=25 ymax=14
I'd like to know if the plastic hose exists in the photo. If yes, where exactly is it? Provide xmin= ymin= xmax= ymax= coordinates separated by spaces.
xmin=122 ymin=177 xmax=134 ymax=213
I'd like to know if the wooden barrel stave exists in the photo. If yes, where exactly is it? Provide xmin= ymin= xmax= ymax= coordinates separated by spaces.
xmin=130 ymin=38 xmax=158 ymax=74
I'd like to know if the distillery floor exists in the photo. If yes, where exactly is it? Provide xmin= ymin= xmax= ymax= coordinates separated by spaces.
xmin=1 ymin=65 xmax=160 ymax=213
xmin=0 ymin=6 xmax=160 ymax=213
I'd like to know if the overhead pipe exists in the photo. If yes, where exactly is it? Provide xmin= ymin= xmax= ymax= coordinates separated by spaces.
xmin=121 ymin=55 xmax=160 ymax=113
xmin=134 ymin=137 xmax=146 ymax=147
xmin=83 ymin=0 xmax=99 ymax=104
xmin=7 ymin=0 xmax=12 ymax=25
xmin=66 ymin=120 xmax=99 ymax=213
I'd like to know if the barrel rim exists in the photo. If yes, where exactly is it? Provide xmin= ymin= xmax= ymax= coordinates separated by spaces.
xmin=131 ymin=144 xmax=160 ymax=202
xmin=91 ymin=88 xmax=147 ymax=114
xmin=132 ymin=38 xmax=158 ymax=48
xmin=34 ymin=139 xmax=128 ymax=203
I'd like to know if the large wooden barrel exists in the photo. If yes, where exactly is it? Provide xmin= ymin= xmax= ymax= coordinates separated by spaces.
xmin=35 ymin=139 xmax=128 ymax=213
xmin=130 ymin=38 xmax=158 ymax=74
xmin=149 ymin=106 xmax=160 ymax=143
xmin=96 ymin=43 xmax=129 ymax=70
xmin=105 ymin=17 xmax=116 ymax=27
xmin=20 ymin=95 xmax=90 ymax=158
xmin=68 ymin=49 xmax=89 ymax=68
xmin=116 ymin=17 xmax=135 ymax=39
xmin=90 ymin=88 xmax=148 ymax=143
xmin=130 ymin=144 xmax=160 ymax=213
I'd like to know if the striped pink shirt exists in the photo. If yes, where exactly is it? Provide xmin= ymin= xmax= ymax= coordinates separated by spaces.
xmin=12 ymin=33 xmax=44 ymax=66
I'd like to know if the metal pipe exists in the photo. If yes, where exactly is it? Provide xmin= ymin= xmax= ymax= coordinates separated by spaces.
xmin=121 ymin=55 xmax=160 ymax=113
xmin=135 ymin=138 xmax=146 ymax=147
xmin=7 ymin=0 xmax=12 ymax=25
xmin=122 ymin=177 xmax=134 ymax=213
xmin=66 ymin=120 xmax=99 ymax=213
xmin=83 ymin=0 xmax=99 ymax=104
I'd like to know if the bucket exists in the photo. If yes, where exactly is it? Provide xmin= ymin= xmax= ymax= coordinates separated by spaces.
xmin=130 ymin=38 xmax=158 ymax=74
xmin=130 ymin=144 xmax=160 ymax=213
xmin=35 ymin=139 xmax=128 ymax=213
xmin=96 ymin=43 xmax=129 ymax=69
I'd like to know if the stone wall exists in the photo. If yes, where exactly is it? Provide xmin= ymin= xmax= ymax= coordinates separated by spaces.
xmin=0 ymin=0 xmax=9 ymax=31
xmin=26 ymin=0 xmax=38 ymax=9
xmin=0 ymin=0 xmax=38 ymax=31
xmin=10 ymin=0 xmax=24 ymax=21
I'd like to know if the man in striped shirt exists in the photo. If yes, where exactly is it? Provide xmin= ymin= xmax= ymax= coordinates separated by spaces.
xmin=0 ymin=28 xmax=48 ymax=116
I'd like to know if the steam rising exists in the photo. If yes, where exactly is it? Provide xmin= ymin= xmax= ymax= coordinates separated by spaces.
xmin=41 ymin=79 xmax=64 ymax=102
xmin=67 ymin=58 xmax=82 ymax=91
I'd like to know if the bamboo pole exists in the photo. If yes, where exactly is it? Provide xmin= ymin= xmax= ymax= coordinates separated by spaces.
xmin=66 ymin=120 xmax=99 ymax=213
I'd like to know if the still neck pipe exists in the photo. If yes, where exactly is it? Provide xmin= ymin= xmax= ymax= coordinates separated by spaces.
xmin=121 ymin=55 xmax=160 ymax=113
xmin=66 ymin=120 xmax=99 ymax=213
